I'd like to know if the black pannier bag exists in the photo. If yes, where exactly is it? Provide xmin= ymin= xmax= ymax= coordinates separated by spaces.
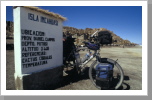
xmin=98 ymin=31 xmax=112 ymax=44
xmin=63 ymin=37 xmax=76 ymax=62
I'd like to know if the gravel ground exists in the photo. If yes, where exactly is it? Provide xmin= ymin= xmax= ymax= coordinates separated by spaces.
xmin=6 ymin=46 xmax=142 ymax=90
xmin=56 ymin=46 xmax=142 ymax=90
xmin=6 ymin=50 xmax=15 ymax=90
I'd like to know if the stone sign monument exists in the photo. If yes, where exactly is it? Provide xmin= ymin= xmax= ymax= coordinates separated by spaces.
xmin=13 ymin=6 xmax=66 ymax=90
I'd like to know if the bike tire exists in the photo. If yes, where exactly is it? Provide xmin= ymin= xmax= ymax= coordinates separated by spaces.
xmin=74 ymin=60 xmax=81 ymax=75
xmin=89 ymin=58 xmax=124 ymax=90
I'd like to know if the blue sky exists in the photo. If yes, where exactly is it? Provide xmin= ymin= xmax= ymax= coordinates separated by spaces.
xmin=6 ymin=6 xmax=142 ymax=44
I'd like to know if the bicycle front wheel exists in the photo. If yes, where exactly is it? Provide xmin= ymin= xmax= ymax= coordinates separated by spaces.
xmin=89 ymin=58 xmax=124 ymax=90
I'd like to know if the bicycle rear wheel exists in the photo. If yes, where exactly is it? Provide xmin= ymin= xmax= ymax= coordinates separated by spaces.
xmin=89 ymin=58 xmax=124 ymax=90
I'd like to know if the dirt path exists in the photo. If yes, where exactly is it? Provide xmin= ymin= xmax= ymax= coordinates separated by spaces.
xmin=6 ymin=46 xmax=142 ymax=90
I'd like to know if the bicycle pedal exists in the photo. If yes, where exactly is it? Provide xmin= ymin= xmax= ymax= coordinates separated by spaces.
xmin=81 ymin=67 xmax=85 ymax=72
xmin=70 ymin=64 xmax=74 ymax=66
xmin=80 ymin=72 xmax=85 ymax=75
xmin=63 ymin=71 xmax=68 ymax=76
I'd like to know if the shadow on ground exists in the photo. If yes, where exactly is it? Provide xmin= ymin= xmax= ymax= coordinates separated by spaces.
xmin=48 ymin=66 xmax=130 ymax=90
xmin=48 ymin=67 xmax=90 ymax=90
xmin=117 ymin=76 xmax=130 ymax=90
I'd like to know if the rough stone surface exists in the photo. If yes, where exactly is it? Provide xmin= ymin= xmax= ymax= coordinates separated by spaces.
xmin=14 ymin=66 xmax=63 ymax=90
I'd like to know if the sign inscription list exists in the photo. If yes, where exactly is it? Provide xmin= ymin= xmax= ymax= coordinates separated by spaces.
xmin=21 ymin=29 xmax=55 ymax=68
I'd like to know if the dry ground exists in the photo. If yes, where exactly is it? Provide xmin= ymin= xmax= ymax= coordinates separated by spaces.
xmin=6 ymin=45 xmax=142 ymax=90
xmin=56 ymin=46 xmax=142 ymax=90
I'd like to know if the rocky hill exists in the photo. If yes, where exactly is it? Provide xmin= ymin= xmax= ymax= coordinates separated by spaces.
xmin=6 ymin=21 xmax=14 ymax=39
xmin=6 ymin=21 xmax=137 ymax=46
xmin=63 ymin=26 xmax=137 ymax=46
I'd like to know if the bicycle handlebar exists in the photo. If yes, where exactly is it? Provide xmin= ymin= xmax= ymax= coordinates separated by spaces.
xmin=91 ymin=30 xmax=99 ymax=37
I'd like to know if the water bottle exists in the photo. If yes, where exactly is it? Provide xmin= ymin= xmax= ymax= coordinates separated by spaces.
xmin=75 ymin=52 xmax=81 ymax=64
xmin=82 ymin=52 xmax=92 ymax=63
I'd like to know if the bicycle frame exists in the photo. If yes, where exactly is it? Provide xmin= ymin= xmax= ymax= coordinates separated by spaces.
xmin=64 ymin=29 xmax=100 ymax=66
xmin=74 ymin=47 xmax=101 ymax=70
xmin=63 ymin=29 xmax=124 ymax=90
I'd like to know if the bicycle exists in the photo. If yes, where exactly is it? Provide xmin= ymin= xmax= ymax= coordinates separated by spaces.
xmin=63 ymin=30 xmax=124 ymax=90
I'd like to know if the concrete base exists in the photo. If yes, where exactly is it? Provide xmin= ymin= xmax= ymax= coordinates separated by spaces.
xmin=14 ymin=66 xmax=63 ymax=90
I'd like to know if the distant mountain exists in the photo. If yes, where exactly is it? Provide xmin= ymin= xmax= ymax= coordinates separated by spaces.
xmin=138 ymin=43 xmax=142 ymax=45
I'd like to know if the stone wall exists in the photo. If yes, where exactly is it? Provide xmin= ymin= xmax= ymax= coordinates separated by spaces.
xmin=14 ymin=66 xmax=63 ymax=90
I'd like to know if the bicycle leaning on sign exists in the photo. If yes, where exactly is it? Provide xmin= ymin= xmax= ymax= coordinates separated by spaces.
xmin=63 ymin=30 xmax=124 ymax=90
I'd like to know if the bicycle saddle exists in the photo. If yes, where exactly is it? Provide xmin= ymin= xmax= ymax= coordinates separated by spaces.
xmin=83 ymin=42 xmax=100 ymax=50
